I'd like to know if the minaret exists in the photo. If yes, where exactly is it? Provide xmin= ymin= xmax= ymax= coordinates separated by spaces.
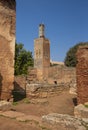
xmin=39 ymin=24 xmax=45 ymax=38
xmin=34 ymin=24 xmax=50 ymax=68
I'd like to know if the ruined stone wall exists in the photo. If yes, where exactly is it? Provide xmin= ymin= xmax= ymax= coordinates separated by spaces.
xmin=14 ymin=75 xmax=71 ymax=99
xmin=43 ymin=65 xmax=76 ymax=84
xmin=26 ymin=83 xmax=69 ymax=98
xmin=0 ymin=0 xmax=16 ymax=100
xmin=28 ymin=65 xmax=76 ymax=84
xmin=15 ymin=65 xmax=76 ymax=98
xmin=76 ymin=46 xmax=88 ymax=104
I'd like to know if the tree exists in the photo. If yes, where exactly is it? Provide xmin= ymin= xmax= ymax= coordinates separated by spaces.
xmin=64 ymin=42 xmax=88 ymax=67
xmin=15 ymin=43 xmax=34 ymax=75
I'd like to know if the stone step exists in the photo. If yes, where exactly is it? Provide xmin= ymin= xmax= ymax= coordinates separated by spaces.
xmin=0 ymin=101 xmax=12 ymax=111
xmin=0 ymin=110 xmax=41 ymax=124
xmin=0 ymin=111 xmax=25 ymax=118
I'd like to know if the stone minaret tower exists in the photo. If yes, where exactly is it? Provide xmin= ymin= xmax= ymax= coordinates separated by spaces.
xmin=34 ymin=24 xmax=50 ymax=68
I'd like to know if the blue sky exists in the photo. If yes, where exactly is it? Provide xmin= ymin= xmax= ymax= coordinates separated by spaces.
xmin=16 ymin=0 xmax=88 ymax=61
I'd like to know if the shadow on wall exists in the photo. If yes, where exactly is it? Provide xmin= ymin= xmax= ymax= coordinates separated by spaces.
xmin=12 ymin=81 xmax=26 ymax=102
xmin=0 ymin=73 xmax=3 ymax=100
xmin=72 ymin=97 xmax=78 ymax=106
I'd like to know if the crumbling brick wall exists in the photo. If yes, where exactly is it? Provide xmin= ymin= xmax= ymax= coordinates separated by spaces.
xmin=0 ymin=0 xmax=16 ymax=100
xmin=76 ymin=46 xmax=88 ymax=104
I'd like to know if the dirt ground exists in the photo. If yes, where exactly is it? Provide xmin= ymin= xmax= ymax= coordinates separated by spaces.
xmin=0 ymin=90 xmax=76 ymax=130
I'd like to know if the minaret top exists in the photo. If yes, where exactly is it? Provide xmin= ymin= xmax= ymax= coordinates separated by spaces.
xmin=39 ymin=24 xmax=45 ymax=38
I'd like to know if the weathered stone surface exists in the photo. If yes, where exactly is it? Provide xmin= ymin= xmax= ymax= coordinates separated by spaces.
xmin=69 ymin=79 xmax=77 ymax=95
xmin=76 ymin=46 xmax=88 ymax=104
xmin=26 ymin=83 xmax=68 ymax=98
xmin=74 ymin=104 xmax=88 ymax=119
xmin=27 ymin=67 xmax=38 ymax=83
xmin=42 ymin=113 xmax=86 ymax=130
xmin=0 ymin=0 xmax=16 ymax=100
xmin=26 ymin=84 xmax=41 ymax=93
xmin=0 ymin=101 xmax=12 ymax=111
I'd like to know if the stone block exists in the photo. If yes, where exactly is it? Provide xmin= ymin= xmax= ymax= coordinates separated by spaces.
xmin=42 ymin=113 xmax=86 ymax=130
xmin=26 ymin=84 xmax=41 ymax=92
xmin=0 ymin=101 xmax=12 ymax=111
xmin=74 ymin=104 xmax=88 ymax=119
xmin=41 ymin=92 xmax=48 ymax=98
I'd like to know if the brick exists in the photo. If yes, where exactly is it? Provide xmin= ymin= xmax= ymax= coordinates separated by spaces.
xmin=76 ymin=46 xmax=88 ymax=104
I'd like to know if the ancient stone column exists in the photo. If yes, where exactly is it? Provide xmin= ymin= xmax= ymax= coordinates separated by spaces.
xmin=0 ymin=0 xmax=16 ymax=101
xmin=76 ymin=46 xmax=88 ymax=104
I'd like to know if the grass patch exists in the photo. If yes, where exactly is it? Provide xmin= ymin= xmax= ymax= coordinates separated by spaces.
xmin=19 ymin=120 xmax=31 ymax=123
xmin=84 ymin=104 xmax=88 ymax=108
xmin=19 ymin=119 xmax=39 ymax=125
xmin=33 ymin=120 xmax=39 ymax=125
xmin=39 ymin=125 xmax=52 ymax=130
xmin=12 ymin=102 xmax=18 ymax=106
xmin=23 ymin=98 xmax=30 ymax=104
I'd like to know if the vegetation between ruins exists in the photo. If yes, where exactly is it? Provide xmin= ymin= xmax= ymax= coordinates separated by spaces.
xmin=14 ymin=42 xmax=88 ymax=76
xmin=15 ymin=43 xmax=34 ymax=75
xmin=64 ymin=42 xmax=88 ymax=67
